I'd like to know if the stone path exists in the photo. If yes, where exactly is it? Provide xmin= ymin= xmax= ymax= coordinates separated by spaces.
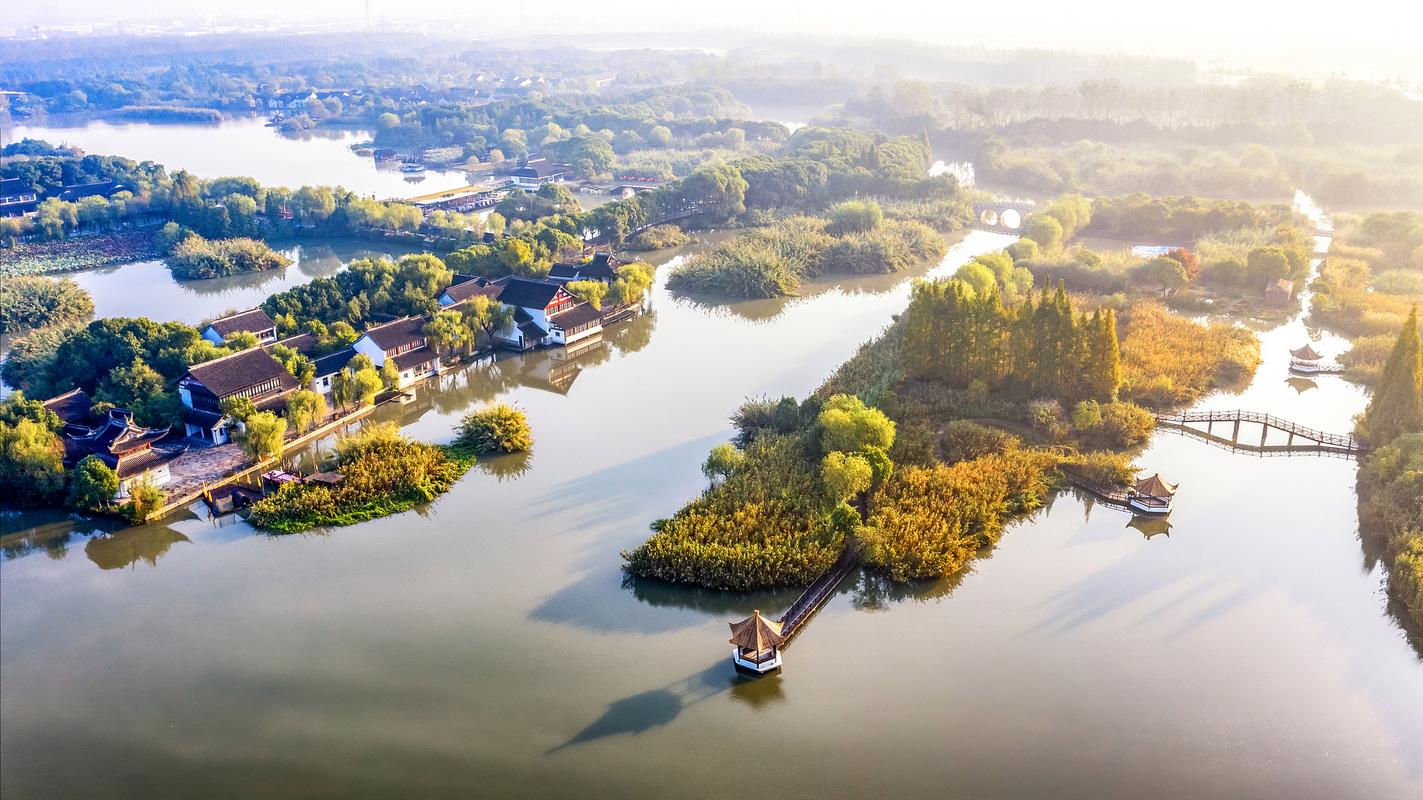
xmin=164 ymin=442 xmax=251 ymax=499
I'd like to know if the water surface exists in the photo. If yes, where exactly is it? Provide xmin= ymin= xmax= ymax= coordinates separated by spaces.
xmin=62 ymin=239 xmax=418 ymax=324
xmin=2 ymin=229 xmax=1420 ymax=799
xmin=8 ymin=117 xmax=474 ymax=200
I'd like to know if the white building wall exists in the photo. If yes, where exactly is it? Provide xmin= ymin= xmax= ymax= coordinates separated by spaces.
xmin=352 ymin=335 xmax=388 ymax=367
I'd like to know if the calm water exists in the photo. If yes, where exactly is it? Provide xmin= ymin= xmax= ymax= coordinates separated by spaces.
xmin=7 ymin=117 xmax=474 ymax=200
xmin=2 ymin=229 xmax=1421 ymax=799
xmin=62 ymin=239 xmax=418 ymax=324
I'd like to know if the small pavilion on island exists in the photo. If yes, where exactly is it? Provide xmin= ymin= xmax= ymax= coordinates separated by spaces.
xmin=1289 ymin=344 xmax=1324 ymax=373
xmin=729 ymin=610 xmax=785 ymax=674
xmin=1128 ymin=473 xmax=1178 ymax=516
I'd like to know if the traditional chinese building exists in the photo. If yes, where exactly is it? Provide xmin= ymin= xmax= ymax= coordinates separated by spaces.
xmin=352 ymin=316 xmax=440 ymax=389
xmin=203 ymin=309 xmax=278 ymax=346
xmin=61 ymin=408 xmax=184 ymax=499
xmin=178 ymin=347 xmax=299 ymax=443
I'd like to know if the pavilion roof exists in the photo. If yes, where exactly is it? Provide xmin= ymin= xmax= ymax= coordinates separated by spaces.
xmin=1291 ymin=344 xmax=1323 ymax=361
xmin=1134 ymin=473 xmax=1178 ymax=498
xmin=729 ymin=610 xmax=785 ymax=651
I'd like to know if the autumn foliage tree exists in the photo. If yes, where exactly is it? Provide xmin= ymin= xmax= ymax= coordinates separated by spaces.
xmin=1360 ymin=306 xmax=1423 ymax=445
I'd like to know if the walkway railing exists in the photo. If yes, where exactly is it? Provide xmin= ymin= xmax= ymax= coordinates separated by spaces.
xmin=777 ymin=543 xmax=861 ymax=642
xmin=1153 ymin=410 xmax=1362 ymax=454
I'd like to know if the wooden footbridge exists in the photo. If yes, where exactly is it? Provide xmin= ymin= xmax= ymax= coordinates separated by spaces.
xmin=777 ymin=543 xmax=861 ymax=642
xmin=1153 ymin=410 xmax=1365 ymax=457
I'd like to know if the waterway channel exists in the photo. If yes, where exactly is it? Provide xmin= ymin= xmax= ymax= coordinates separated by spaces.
xmin=1 ymin=218 xmax=1421 ymax=796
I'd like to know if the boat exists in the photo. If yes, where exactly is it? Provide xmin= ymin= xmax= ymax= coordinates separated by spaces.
xmin=399 ymin=162 xmax=427 ymax=174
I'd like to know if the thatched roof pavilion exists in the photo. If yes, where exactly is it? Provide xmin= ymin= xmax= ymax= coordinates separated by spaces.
xmin=1134 ymin=474 xmax=1179 ymax=498
xmin=729 ymin=610 xmax=785 ymax=674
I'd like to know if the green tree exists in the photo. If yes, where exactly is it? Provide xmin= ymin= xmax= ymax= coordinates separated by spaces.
xmin=241 ymin=411 xmax=287 ymax=461
xmin=270 ymin=343 xmax=315 ymax=384
xmin=1360 ymin=306 xmax=1423 ymax=445
xmin=702 ymin=442 xmax=745 ymax=483
xmin=1139 ymin=256 xmax=1189 ymax=293
xmin=460 ymin=295 xmax=515 ymax=343
xmin=1024 ymin=214 xmax=1064 ymax=252
xmin=350 ymin=364 xmax=384 ymax=406
xmin=819 ymin=394 xmax=895 ymax=454
xmin=1246 ymin=246 xmax=1290 ymax=287
xmin=0 ymin=418 xmax=66 ymax=503
xmin=69 ymin=455 xmax=119 ymax=511
xmin=424 ymin=310 xmax=471 ymax=359
xmin=564 ymin=280 xmax=608 ymax=310
xmin=821 ymin=450 xmax=872 ymax=500
xmin=220 ymin=396 xmax=258 ymax=424
xmin=647 ymin=125 xmax=674 ymax=148
xmin=96 ymin=356 xmax=165 ymax=410
xmin=284 ymin=389 xmax=328 ymax=435
xmin=380 ymin=359 xmax=401 ymax=390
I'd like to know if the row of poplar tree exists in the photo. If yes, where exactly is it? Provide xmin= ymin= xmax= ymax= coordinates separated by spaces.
xmin=901 ymin=280 xmax=1122 ymax=403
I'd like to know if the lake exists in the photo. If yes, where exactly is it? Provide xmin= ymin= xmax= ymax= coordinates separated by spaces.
xmin=61 ymin=238 xmax=418 ymax=324
xmin=1 ymin=228 xmax=1421 ymax=799
xmin=6 ymin=117 xmax=475 ymax=200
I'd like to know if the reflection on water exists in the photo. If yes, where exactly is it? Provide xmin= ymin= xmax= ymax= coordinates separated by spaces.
xmin=85 ymin=526 xmax=192 ymax=570
xmin=2 ymin=226 xmax=1422 ymax=799
xmin=11 ymin=117 xmax=475 ymax=199
xmin=61 ymin=239 xmax=419 ymax=324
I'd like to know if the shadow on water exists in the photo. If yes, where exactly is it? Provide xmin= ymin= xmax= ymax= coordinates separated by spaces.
xmin=546 ymin=661 xmax=785 ymax=754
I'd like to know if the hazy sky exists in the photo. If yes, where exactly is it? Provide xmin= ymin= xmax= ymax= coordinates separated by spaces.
xmin=11 ymin=0 xmax=1423 ymax=80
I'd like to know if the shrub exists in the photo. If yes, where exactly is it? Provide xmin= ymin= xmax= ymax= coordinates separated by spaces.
xmin=1087 ymin=402 xmax=1156 ymax=448
xmin=826 ymin=200 xmax=884 ymax=235
xmin=1066 ymin=451 xmax=1137 ymax=488
xmin=938 ymin=421 xmax=1019 ymax=463
xmin=249 ymin=426 xmax=475 ymax=533
xmin=1072 ymin=400 xmax=1102 ymax=431
xmin=628 ymin=224 xmax=690 ymax=250
xmin=1119 ymin=302 xmax=1260 ymax=406
xmin=453 ymin=403 xmax=533 ymax=454
xmin=622 ymin=434 xmax=844 ymax=590
xmin=1028 ymin=399 xmax=1068 ymax=439
xmin=859 ymin=450 xmax=1057 ymax=582
xmin=166 ymin=232 xmax=291 ymax=279
xmin=121 ymin=482 xmax=165 ymax=524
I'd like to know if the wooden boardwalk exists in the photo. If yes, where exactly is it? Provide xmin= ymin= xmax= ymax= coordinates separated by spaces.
xmin=1153 ymin=410 xmax=1364 ymax=456
xmin=776 ymin=543 xmax=861 ymax=643
xmin=1059 ymin=467 xmax=1172 ymax=513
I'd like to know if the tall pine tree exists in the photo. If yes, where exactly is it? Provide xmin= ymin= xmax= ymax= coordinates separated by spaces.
xmin=1361 ymin=306 xmax=1423 ymax=445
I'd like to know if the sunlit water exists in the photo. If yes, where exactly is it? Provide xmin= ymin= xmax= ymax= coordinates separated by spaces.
xmin=7 ymin=117 xmax=474 ymax=199
xmin=60 ymin=239 xmax=418 ymax=324
xmin=2 ymin=225 xmax=1421 ymax=798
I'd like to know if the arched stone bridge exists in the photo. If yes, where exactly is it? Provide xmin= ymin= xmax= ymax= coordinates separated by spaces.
xmin=972 ymin=200 xmax=1037 ymax=232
